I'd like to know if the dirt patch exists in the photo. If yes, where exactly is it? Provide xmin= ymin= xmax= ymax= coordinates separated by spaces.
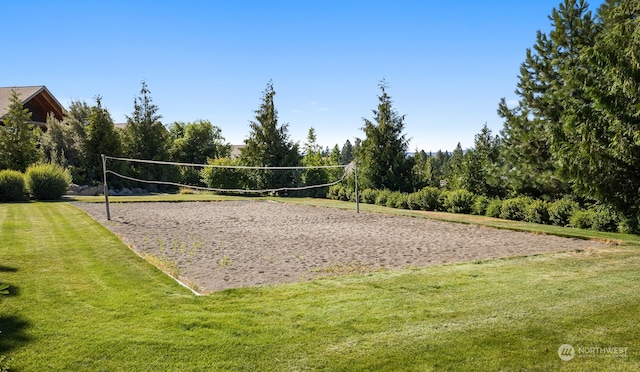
xmin=73 ymin=200 xmax=608 ymax=293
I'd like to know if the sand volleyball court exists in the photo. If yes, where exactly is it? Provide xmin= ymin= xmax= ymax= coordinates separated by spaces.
xmin=74 ymin=200 xmax=608 ymax=293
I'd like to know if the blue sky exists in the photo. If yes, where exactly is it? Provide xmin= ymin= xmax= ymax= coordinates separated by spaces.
xmin=5 ymin=0 xmax=603 ymax=152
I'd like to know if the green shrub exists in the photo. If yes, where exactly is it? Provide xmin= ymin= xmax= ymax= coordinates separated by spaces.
xmin=327 ymin=185 xmax=351 ymax=201
xmin=0 ymin=170 xmax=27 ymax=202
xmin=25 ymin=163 xmax=72 ymax=200
xmin=327 ymin=185 xmax=341 ymax=200
xmin=360 ymin=188 xmax=378 ymax=204
xmin=590 ymin=205 xmax=619 ymax=232
xmin=525 ymin=199 xmax=550 ymax=224
xmin=443 ymin=189 xmax=475 ymax=214
xmin=618 ymin=214 xmax=639 ymax=234
xmin=472 ymin=195 xmax=489 ymax=216
xmin=412 ymin=186 xmax=441 ymax=211
xmin=570 ymin=210 xmax=595 ymax=229
xmin=485 ymin=199 xmax=503 ymax=218
xmin=346 ymin=188 xmax=357 ymax=202
xmin=375 ymin=189 xmax=393 ymax=206
xmin=406 ymin=192 xmax=420 ymax=210
xmin=548 ymin=199 xmax=579 ymax=227
xmin=386 ymin=191 xmax=409 ymax=209
xmin=500 ymin=197 xmax=531 ymax=221
xmin=569 ymin=206 xmax=618 ymax=232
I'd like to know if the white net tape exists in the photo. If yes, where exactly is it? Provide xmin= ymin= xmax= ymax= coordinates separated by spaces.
xmin=103 ymin=155 xmax=354 ymax=194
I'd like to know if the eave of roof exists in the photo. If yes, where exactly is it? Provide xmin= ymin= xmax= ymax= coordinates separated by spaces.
xmin=0 ymin=86 xmax=65 ymax=121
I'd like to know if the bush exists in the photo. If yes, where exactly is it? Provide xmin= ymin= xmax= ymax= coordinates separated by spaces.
xmin=443 ymin=189 xmax=475 ymax=214
xmin=327 ymin=184 xmax=351 ymax=201
xmin=548 ymin=199 xmax=579 ymax=227
xmin=386 ymin=191 xmax=409 ymax=209
xmin=411 ymin=186 xmax=441 ymax=211
xmin=569 ymin=206 xmax=619 ymax=232
xmin=485 ymin=199 xmax=503 ymax=218
xmin=375 ymin=189 xmax=393 ymax=206
xmin=618 ymin=214 xmax=639 ymax=234
xmin=0 ymin=170 xmax=27 ymax=202
xmin=25 ymin=163 xmax=72 ymax=200
xmin=590 ymin=205 xmax=620 ymax=232
xmin=360 ymin=188 xmax=378 ymax=204
xmin=500 ymin=197 xmax=532 ymax=221
xmin=472 ymin=195 xmax=489 ymax=216
xmin=525 ymin=199 xmax=550 ymax=224
xmin=570 ymin=210 xmax=595 ymax=229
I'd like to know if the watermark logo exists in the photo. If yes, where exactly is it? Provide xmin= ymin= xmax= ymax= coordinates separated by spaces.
xmin=558 ymin=344 xmax=575 ymax=361
xmin=558 ymin=343 xmax=629 ymax=361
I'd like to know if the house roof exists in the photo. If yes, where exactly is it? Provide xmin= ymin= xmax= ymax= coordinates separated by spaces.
xmin=0 ymin=86 xmax=65 ymax=126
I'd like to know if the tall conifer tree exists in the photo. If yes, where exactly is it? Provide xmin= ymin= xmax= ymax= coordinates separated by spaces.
xmin=359 ymin=81 xmax=411 ymax=191
xmin=240 ymin=81 xmax=300 ymax=189
xmin=0 ymin=90 xmax=42 ymax=171
xmin=498 ymin=0 xmax=596 ymax=197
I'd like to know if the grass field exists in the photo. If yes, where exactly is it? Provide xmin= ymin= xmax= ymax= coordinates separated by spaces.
xmin=1 ymin=198 xmax=639 ymax=370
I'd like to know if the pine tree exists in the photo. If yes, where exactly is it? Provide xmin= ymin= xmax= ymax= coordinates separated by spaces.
xmin=411 ymin=150 xmax=429 ymax=190
xmin=122 ymin=81 xmax=169 ymax=161
xmin=0 ymin=90 xmax=42 ymax=171
xmin=240 ymin=81 xmax=300 ymax=189
xmin=445 ymin=143 xmax=464 ymax=189
xmin=498 ymin=0 xmax=596 ymax=198
xmin=461 ymin=124 xmax=505 ymax=197
xmin=358 ymin=81 xmax=411 ymax=191
xmin=41 ymin=102 xmax=88 ymax=168
xmin=84 ymin=96 xmax=121 ymax=182
xmin=556 ymin=0 xmax=640 ymax=224
xmin=424 ymin=150 xmax=451 ymax=187
xmin=340 ymin=139 xmax=354 ymax=164
xmin=122 ymin=81 xmax=170 ymax=184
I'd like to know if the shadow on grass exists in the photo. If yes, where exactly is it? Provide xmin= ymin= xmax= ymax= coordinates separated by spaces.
xmin=0 ymin=315 xmax=31 ymax=354
xmin=0 ymin=265 xmax=18 ymax=273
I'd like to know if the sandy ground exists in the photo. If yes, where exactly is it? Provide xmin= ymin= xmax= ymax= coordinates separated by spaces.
xmin=73 ymin=200 xmax=608 ymax=293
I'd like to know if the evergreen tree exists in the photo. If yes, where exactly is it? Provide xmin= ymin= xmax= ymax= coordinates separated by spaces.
xmin=301 ymin=127 xmax=329 ymax=197
xmin=84 ymin=96 xmax=121 ymax=182
xmin=122 ymin=82 xmax=170 ymax=184
xmin=358 ymin=81 xmax=412 ymax=191
xmin=240 ymin=81 xmax=300 ymax=189
xmin=41 ymin=101 xmax=89 ymax=175
xmin=411 ymin=150 xmax=429 ymax=190
xmin=445 ymin=143 xmax=464 ymax=189
xmin=122 ymin=81 xmax=169 ymax=161
xmin=424 ymin=150 xmax=451 ymax=187
xmin=340 ymin=139 xmax=354 ymax=164
xmin=556 ymin=0 xmax=640 ymax=223
xmin=460 ymin=124 xmax=505 ymax=197
xmin=303 ymin=127 xmax=321 ymax=155
xmin=498 ymin=0 xmax=596 ymax=198
xmin=0 ymin=90 xmax=42 ymax=171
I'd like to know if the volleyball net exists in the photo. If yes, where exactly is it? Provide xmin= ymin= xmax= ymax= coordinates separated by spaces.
xmin=100 ymin=154 xmax=359 ymax=219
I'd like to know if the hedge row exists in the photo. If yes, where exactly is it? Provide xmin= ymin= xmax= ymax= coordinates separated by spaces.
xmin=327 ymin=185 xmax=626 ymax=233
xmin=0 ymin=163 xmax=71 ymax=202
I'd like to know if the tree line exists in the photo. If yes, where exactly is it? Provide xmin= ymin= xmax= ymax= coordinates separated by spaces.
xmin=1 ymin=0 xmax=638 ymax=229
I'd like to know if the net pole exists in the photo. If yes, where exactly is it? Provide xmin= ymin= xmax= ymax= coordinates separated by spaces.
xmin=101 ymin=154 xmax=111 ymax=221
xmin=354 ymin=161 xmax=360 ymax=213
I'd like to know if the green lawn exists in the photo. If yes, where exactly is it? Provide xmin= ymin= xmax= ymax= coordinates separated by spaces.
xmin=1 ymin=201 xmax=639 ymax=370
